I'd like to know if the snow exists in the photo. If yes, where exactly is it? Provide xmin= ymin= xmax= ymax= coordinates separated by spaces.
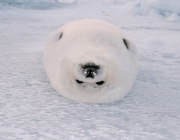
xmin=0 ymin=0 xmax=180 ymax=139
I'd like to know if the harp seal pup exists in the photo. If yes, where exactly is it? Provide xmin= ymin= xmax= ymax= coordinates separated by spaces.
xmin=43 ymin=19 xmax=138 ymax=103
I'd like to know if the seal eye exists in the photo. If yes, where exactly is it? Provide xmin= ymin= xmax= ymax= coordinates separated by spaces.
xmin=59 ymin=32 xmax=63 ymax=40
xmin=96 ymin=81 xmax=104 ymax=85
xmin=123 ymin=38 xmax=129 ymax=50
xmin=76 ymin=80 xmax=84 ymax=84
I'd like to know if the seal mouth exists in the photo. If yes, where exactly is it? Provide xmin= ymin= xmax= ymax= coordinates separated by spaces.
xmin=76 ymin=79 xmax=105 ymax=86
xmin=96 ymin=81 xmax=104 ymax=85
xmin=76 ymin=79 xmax=84 ymax=84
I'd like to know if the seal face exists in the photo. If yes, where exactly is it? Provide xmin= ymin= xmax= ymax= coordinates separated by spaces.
xmin=43 ymin=19 xmax=138 ymax=103
xmin=76 ymin=62 xmax=104 ymax=84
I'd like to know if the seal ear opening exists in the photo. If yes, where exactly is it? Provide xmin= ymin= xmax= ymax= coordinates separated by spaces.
xmin=122 ymin=38 xmax=138 ymax=55
xmin=59 ymin=32 xmax=63 ymax=40
xmin=123 ymin=38 xmax=129 ymax=50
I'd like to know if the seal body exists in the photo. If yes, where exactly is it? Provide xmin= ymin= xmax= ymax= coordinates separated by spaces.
xmin=44 ymin=19 xmax=138 ymax=103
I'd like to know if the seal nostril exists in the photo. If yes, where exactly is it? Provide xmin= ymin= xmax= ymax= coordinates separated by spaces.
xmin=86 ymin=71 xmax=94 ymax=78
xmin=92 ymin=71 xmax=97 ymax=76
xmin=96 ymin=81 xmax=104 ymax=85
xmin=76 ymin=80 xmax=84 ymax=84
xmin=83 ymin=70 xmax=88 ymax=75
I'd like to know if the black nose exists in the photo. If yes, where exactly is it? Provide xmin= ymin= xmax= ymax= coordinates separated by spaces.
xmin=81 ymin=63 xmax=100 ymax=79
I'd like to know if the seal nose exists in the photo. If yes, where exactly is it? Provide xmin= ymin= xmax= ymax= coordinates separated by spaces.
xmin=83 ymin=69 xmax=97 ymax=78
xmin=81 ymin=62 xmax=100 ymax=79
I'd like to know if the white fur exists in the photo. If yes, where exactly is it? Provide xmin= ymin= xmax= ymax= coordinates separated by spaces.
xmin=44 ymin=19 xmax=138 ymax=103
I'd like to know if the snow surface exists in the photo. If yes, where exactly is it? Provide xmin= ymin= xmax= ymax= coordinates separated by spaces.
xmin=0 ymin=0 xmax=180 ymax=139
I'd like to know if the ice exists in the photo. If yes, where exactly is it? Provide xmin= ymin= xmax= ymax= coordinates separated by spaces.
xmin=145 ymin=37 xmax=166 ymax=46
xmin=129 ymin=0 xmax=180 ymax=20
xmin=0 ymin=0 xmax=180 ymax=139
xmin=0 ymin=0 xmax=75 ymax=9
xmin=166 ymin=13 xmax=180 ymax=22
